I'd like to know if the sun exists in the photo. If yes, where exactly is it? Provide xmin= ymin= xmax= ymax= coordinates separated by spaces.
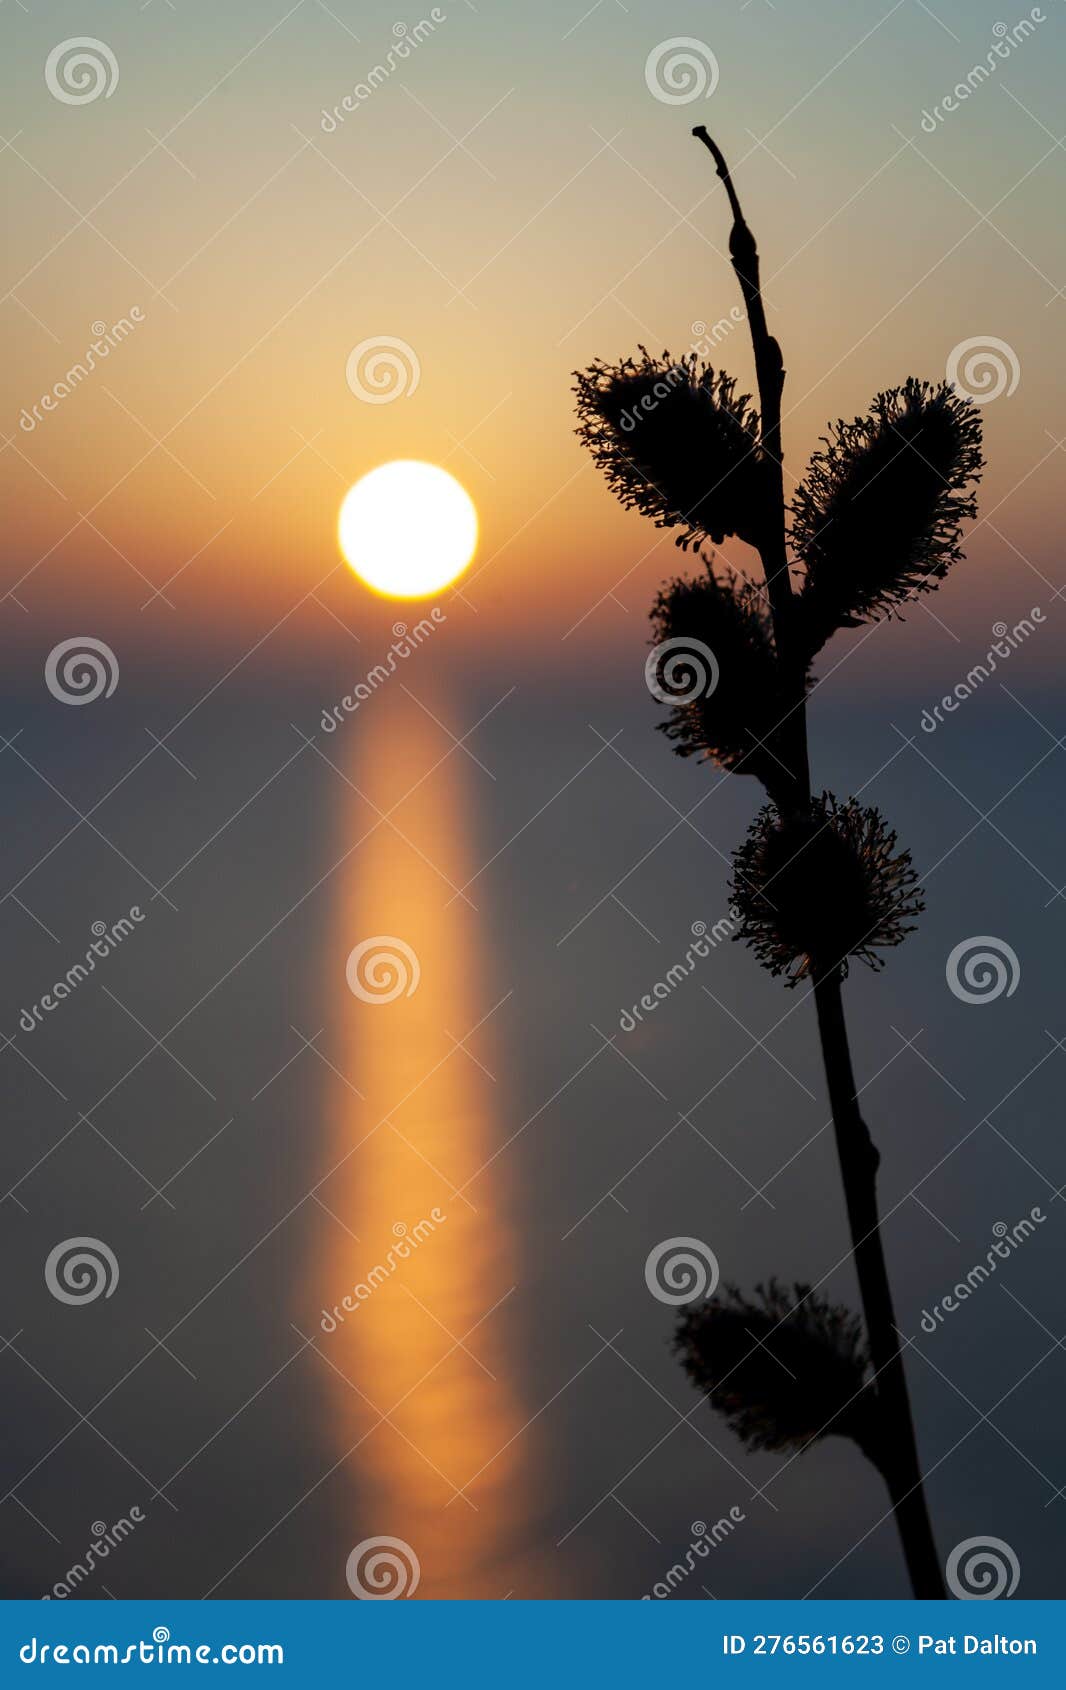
xmin=338 ymin=460 xmax=478 ymax=599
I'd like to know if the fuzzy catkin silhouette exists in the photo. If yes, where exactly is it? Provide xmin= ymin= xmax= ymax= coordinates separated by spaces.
xmin=730 ymin=796 xmax=924 ymax=984
xmin=573 ymin=128 xmax=983 ymax=1600
xmin=574 ymin=352 xmax=763 ymax=547
xmin=675 ymin=1282 xmax=879 ymax=1460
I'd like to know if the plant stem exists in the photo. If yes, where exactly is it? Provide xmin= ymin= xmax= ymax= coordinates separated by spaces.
xmin=693 ymin=126 xmax=945 ymax=1599
xmin=813 ymin=971 xmax=946 ymax=1598
xmin=692 ymin=125 xmax=809 ymax=800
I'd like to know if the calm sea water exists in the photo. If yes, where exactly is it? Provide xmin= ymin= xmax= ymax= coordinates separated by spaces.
xmin=1 ymin=646 xmax=1062 ymax=1599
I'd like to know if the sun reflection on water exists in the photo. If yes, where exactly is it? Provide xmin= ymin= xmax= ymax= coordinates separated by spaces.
xmin=311 ymin=685 xmax=542 ymax=1598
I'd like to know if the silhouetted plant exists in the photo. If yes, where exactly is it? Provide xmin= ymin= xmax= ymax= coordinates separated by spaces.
xmin=574 ymin=128 xmax=985 ymax=1600
xmin=730 ymin=796 xmax=923 ymax=984
xmin=648 ymin=562 xmax=795 ymax=798
xmin=574 ymin=352 xmax=763 ymax=548
xmin=675 ymin=1281 xmax=880 ymax=1462
xmin=793 ymin=379 xmax=983 ymax=654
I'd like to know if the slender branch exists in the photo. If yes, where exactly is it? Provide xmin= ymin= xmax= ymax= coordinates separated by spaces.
xmin=692 ymin=126 xmax=785 ymax=486
xmin=692 ymin=125 xmax=809 ymax=801
xmin=693 ymin=131 xmax=945 ymax=1600
xmin=813 ymin=971 xmax=945 ymax=1598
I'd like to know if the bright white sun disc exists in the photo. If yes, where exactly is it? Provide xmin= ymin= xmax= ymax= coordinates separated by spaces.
xmin=338 ymin=460 xmax=478 ymax=598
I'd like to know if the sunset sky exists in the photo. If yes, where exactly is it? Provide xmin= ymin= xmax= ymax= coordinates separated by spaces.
xmin=3 ymin=0 xmax=1063 ymax=682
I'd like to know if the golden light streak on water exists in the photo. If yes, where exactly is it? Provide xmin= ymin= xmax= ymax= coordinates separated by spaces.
xmin=311 ymin=685 xmax=545 ymax=1598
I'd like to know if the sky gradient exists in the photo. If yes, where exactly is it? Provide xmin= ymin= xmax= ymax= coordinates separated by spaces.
xmin=3 ymin=0 xmax=1064 ymax=679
